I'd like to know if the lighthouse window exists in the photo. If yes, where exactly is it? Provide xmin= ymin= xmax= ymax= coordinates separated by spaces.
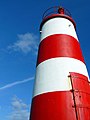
xmin=69 ymin=24 xmax=71 ymax=27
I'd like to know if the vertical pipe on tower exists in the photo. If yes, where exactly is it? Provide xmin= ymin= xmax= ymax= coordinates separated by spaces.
xmin=30 ymin=6 xmax=90 ymax=120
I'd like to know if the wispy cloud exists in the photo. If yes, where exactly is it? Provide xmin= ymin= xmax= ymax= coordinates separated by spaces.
xmin=0 ymin=77 xmax=34 ymax=90
xmin=8 ymin=96 xmax=30 ymax=120
xmin=8 ymin=32 xmax=39 ymax=54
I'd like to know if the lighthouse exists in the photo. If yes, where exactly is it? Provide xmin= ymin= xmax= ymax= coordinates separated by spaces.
xmin=30 ymin=7 xmax=90 ymax=120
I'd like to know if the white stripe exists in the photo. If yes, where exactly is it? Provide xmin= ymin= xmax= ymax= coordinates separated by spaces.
xmin=33 ymin=57 xmax=89 ymax=97
xmin=40 ymin=17 xmax=78 ymax=42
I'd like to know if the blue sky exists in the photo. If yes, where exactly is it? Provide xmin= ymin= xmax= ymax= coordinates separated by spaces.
xmin=0 ymin=0 xmax=90 ymax=120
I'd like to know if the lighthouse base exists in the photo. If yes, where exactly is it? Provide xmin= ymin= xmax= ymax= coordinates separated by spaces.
xmin=30 ymin=73 xmax=90 ymax=120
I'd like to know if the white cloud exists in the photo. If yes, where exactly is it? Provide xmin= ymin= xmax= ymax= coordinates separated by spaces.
xmin=0 ymin=77 xmax=34 ymax=90
xmin=8 ymin=96 xmax=30 ymax=120
xmin=8 ymin=32 xmax=38 ymax=54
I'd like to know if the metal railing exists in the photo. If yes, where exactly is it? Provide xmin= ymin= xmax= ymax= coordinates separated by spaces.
xmin=42 ymin=6 xmax=72 ymax=19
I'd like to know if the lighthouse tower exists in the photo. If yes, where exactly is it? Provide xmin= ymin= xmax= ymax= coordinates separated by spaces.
xmin=30 ymin=7 xmax=90 ymax=120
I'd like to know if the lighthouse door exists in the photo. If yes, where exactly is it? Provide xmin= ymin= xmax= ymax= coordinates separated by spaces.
xmin=69 ymin=72 xmax=90 ymax=120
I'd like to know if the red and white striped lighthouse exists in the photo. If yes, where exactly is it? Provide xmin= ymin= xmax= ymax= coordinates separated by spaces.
xmin=30 ymin=7 xmax=90 ymax=120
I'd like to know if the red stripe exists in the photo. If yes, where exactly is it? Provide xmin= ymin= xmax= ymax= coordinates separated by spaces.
xmin=30 ymin=91 xmax=76 ymax=120
xmin=37 ymin=34 xmax=85 ymax=65
xmin=30 ymin=73 xmax=90 ymax=120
